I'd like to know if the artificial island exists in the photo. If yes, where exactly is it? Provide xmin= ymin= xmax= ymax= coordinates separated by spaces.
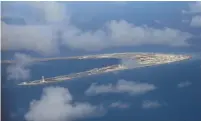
xmin=16 ymin=52 xmax=191 ymax=86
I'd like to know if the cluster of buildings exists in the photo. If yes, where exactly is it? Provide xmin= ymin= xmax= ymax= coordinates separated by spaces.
xmin=137 ymin=54 xmax=190 ymax=65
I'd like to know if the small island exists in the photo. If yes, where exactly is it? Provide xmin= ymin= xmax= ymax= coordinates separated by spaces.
xmin=18 ymin=52 xmax=191 ymax=86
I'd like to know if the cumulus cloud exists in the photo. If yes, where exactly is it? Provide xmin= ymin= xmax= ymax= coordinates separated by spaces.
xmin=190 ymin=16 xmax=201 ymax=27
xmin=1 ymin=2 xmax=64 ymax=55
xmin=6 ymin=53 xmax=33 ymax=81
xmin=2 ymin=22 xmax=60 ymax=55
xmin=2 ymin=2 xmax=69 ymax=24
xmin=142 ymin=100 xmax=162 ymax=109
xmin=177 ymin=81 xmax=192 ymax=88
xmin=183 ymin=2 xmax=201 ymax=14
xmin=109 ymin=101 xmax=130 ymax=109
xmin=106 ymin=20 xmax=191 ymax=47
xmin=61 ymin=26 xmax=109 ymax=51
xmin=25 ymin=86 xmax=105 ymax=121
xmin=62 ymin=20 xmax=192 ymax=51
xmin=85 ymin=79 xmax=156 ymax=96
xmin=30 ymin=2 xmax=68 ymax=24
xmin=2 ymin=2 xmax=193 ymax=55
xmin=183 ymin=2 xmax=201 ymax=28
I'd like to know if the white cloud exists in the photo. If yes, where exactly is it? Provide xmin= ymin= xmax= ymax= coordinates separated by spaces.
xmin=142 ymin=100 xmax=162 ymax=109
xmin=2 ymin=2 xmax=193 ymax=55
xmin=109 ymin=101 xmax=130 ymax=109
xmin=177 ymin=81 xmax=192 ymax=88
xmin=2 ymin=2 xmax=69 ymax=24
xmin=183 ymin=2 xmax=201 ymax=14
xmin=183 ymin=2 xmax=201 ymax=28
xmin=61 ymin=26 xmax=109 ymax=51
xmin=36 ymin=2 xmax=68 ymax=24
xmin=190 ymin=16 xmax=201 ymax=27
xmin=106 ymin=20 xmax=191 ymax=47
xmin=1 ymin=2 xmax=64 ymax=56
xmin=25 ymin=86 xmax=105 ymax=121
xmin=85 ymin=79 xmax=156 ymax=96
xmin=6 ymin=53 xmax=33 ymax=81
xmin=61 ymin=19 xmax=193 ymax=51
xmin=2 ymin=22 xmax=60 ymax=55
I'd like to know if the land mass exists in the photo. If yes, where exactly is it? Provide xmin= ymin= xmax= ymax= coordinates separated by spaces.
xmin=17 ymin=52 xmax=191 ymax=86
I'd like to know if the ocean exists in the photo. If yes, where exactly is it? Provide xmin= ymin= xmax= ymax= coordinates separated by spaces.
xmin=2 ymin=58 xmax=201 ymax=121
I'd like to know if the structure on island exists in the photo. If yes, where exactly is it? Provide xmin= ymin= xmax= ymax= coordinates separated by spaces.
xmin=41 ymin=76 xmax=45 ymax=83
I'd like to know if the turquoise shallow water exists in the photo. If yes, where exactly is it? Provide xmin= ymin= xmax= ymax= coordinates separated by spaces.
xmin=2 ymin=58 xmax=201 ymax=121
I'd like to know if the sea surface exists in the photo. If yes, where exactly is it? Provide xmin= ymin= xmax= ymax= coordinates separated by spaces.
xmin=2 ymin=58 xmax=201 ymax=121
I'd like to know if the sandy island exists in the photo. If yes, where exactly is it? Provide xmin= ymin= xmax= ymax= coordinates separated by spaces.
xmin=16 ymin=52 xmax=191 ymax=86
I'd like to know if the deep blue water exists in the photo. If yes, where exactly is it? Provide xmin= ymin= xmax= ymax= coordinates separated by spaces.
xmin=2 ymin=58 xmax=201 ymax=121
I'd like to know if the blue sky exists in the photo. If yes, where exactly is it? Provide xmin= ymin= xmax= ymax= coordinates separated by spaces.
xmin=1 ymin=1 xmax=201 ymax=57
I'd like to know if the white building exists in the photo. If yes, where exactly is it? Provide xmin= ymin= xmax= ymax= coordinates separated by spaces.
xmin=42 ymin=76 xmax=45 ymax=82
